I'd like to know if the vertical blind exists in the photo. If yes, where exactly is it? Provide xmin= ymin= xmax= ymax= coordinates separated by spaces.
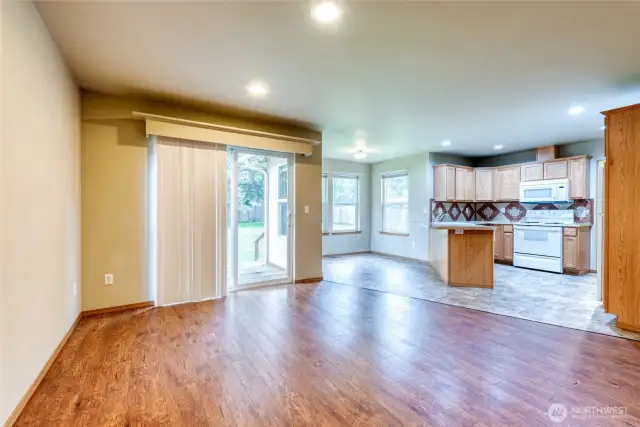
xmin=154 ymin=137 xmax=227 ymax=305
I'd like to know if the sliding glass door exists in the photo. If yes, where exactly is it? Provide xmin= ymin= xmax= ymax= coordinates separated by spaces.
xmin=227 ymin=148 xmax=292 ymax=290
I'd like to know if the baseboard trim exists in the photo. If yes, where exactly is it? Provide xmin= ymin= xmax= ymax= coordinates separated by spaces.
xmin=295 ymin=277 xmax=323 ymax=284
xmin=370 ymin=251 xmax=428 ymax=264
xmin=82 ymin=301 xmax=155 ymax=317
xmin=324 ymin=251 xmax=371 ymax=257
xmin=4 ymin=312 xmax=82 ymax=427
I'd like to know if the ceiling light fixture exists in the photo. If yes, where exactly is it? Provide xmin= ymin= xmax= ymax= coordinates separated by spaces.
xmin=494 ymin=145 xmax=504 ymax=150
xmin=353 ymin=151 xmax=368 ymax=160
xmin=246 ymin=80 xmax=269 ymax=97
xmin=441 ymin=140 xmax=451 ymax=147
xmin=311 ymin=1 xmax=342 ymax=24
xmin=568 ymin=106 xmax=585 ymax=116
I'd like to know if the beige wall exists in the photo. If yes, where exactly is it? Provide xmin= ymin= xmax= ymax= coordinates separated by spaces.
xmin=81 ymin=92 xmax=322 ymax=310
xmin=0 ymin=1 xmax=81 ymax=423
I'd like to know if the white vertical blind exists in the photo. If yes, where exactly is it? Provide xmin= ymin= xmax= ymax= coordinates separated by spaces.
xmin=155 ymin=137 xmax=227 ymax=305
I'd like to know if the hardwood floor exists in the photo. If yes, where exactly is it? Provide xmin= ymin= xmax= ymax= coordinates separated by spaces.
xmin=16 ymin=281 xmax=640 ymax=426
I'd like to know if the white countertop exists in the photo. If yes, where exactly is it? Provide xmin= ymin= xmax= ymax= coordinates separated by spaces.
xmin=432 ymin=220 xmax=592 ymax=228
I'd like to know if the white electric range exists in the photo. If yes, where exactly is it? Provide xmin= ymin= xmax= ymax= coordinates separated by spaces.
xmin=513 ymin=210 xmax=575 ymax=273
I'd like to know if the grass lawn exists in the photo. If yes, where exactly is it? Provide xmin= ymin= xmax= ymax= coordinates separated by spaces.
xmin=236 ymin=222 xmax=265 ymax=264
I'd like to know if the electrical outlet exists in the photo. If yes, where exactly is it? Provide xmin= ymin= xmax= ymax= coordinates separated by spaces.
xmin=73 ymin=282 xmax=77 ymax=296
xmin=500 ymin=207 xmax=506 ymax=214
xmin=412 ymin=241 xmax=416 ymax=248
xmin=104 ymin=274 xmax=114 ymax=286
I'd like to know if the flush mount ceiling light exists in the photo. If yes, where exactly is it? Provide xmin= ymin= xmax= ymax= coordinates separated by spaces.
xmin=568 ymin=106 xmax=585 ymax=116
xmin=494 ymin=145 xmax=504 ymax=150
xmin=353 ymin=150 xmax=368 ymax=160
xmin=441 ymin=140 xmax=452 ymax=147
xmin=348 ymin=134 xmax=375 ymax=160
xmin=246 ymin=80 xmax=269 ymax=97
xmin=311 ymin=1 xmax=343 ymax=24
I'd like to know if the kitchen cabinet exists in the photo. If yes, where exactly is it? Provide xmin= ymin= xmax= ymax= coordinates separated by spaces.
xmin=434 ymin=165 xmax=473 ymax=201
xmin=494 ymin=225 xmax=503 ymax=259
xmin=543 ymin=160 xmax=568 ymax=179
xmin=520 ymin=163 xmax=543 ymax=182
xmin=434 ymin=165 xmax=456 ymax=201
xmin=495 ymin=166 xmax=520 ymax=200
xmin=562 ymin=227 xmax=590 ymax=275
xmin=475 ymin=169 xmax=494 ymax=201
xmin=568 ymin=157 xmax=589 ymax=199
xmin=455 ymin=167 xmax=474 ymax=201
xmin=503 ymin=225 xmax=514 ymax=262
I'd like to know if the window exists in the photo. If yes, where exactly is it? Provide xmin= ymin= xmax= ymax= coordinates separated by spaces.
xmin=322 ymin=174 xmax=328 ymax=232
xmin=332 ymin=176 xmax=359 ymax=232
xmin=278 ymin=164 xmax=288 ymax=236
xmin=381 ymin=172 xmax=409 ymax=234
xmin=321 ymin=172 xmax=360 ymax=233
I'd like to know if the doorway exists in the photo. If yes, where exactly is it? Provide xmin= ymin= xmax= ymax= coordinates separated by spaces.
xmin=227 ymin=148 xmax=292 ymax=290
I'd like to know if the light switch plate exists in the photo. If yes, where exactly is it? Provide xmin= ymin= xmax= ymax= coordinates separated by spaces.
xmin=304 ymin=206 xmax=310 ymax=214
xmin=104 ymin=274 xmax=114 ymax=286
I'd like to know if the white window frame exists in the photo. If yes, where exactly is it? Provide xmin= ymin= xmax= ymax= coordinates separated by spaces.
xmin=321 ymin=172 xmax=361 ymax=234
xmin=381 ymin=171 xmax=409 ymax=235
xmin=277 ymin=164 xmax=288 ymax=237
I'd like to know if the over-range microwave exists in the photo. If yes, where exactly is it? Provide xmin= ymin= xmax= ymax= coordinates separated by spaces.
xmin=519 ymin=179 xmax=570 ymax=203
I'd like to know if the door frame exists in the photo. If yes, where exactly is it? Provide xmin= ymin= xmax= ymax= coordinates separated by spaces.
xmin=228 ymin=147 xmax=294 ymax=291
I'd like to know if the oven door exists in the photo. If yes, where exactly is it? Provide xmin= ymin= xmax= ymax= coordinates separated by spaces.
xmin=513 ymin=225 xmax=562 ymax=258
xmin=519 ymin=184 xmax=557 ymax=203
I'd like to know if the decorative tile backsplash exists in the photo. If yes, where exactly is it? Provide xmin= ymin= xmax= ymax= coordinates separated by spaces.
xmin=431 ymin=200 xmax=593 ymax=224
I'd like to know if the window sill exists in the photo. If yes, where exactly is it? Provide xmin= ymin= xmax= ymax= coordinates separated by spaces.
xmin=379 ymin=231 xmax=410 ymax=237
xmin=324 ymin=230 xmax=362 ymax=236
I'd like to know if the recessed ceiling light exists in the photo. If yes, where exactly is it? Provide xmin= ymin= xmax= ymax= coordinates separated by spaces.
xmin=494 ymin=145 xmax=504 ymax=150
xmin=568 ymin=106 xmax=585 ymax=116
xmin=441 ymin=140 xmax=451 ymax=147
xmin=246 ymin=80 xmax=269 ymax=97
xmin=600 ymin=126 xmax=606 ymax=130
xmin=311 ymin=1 xmax=342 ymax=24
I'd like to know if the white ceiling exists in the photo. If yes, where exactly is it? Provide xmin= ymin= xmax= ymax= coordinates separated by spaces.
xmin=36 ymin=1 xmax=640 ymax=163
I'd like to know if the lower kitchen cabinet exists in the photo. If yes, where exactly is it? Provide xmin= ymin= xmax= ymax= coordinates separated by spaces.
xmin=494 ymin=225 xmax=513 ymax=264
xmin=563 ymin=227 xmax=591 ymax=275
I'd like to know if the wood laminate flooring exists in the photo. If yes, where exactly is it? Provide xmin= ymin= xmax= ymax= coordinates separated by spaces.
xmin=16 ymin=281 xmax=640 ymax=426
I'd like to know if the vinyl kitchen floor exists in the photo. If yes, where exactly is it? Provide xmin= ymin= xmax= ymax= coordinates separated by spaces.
xmin=322 ymin=253 xmax=640 ymax=341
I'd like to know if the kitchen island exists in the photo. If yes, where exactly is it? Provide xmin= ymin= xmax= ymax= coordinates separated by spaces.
xmin=429 ymin=223 xmax=496 ymax=288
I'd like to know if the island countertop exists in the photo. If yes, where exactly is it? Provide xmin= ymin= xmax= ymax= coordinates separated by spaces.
xmin=429 ymin=226 xmax=494 ymax=288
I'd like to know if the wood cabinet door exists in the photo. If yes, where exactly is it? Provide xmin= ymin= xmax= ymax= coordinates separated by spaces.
xmin=464 ymin=169 xmax=475 ymax=201
xmin=454 ymin=168 xmax=473 ymax=201
xmin=544 ymin=160 xmax=568 ymax=179
xmin=475 ymin=169 xmax=493 ymax=201
xmin=569 ymin=158 xmax=588 ymax=199
xmin=563 ymin=235 xmax=577 ymax=269
xmin=434 ymin=166 xmax=446 ymax=201
xmin=494 ymin=226 xmax=503 ymax=260
xmin=520 ymin=163 xmax=543 ymax=182
xmin=446 ymin=166 xmax=456 ymax=201
xmin=503 ymin=232 xmax=513 ymax=261
xmin=497 ymin=167 xmax=520 ymax=200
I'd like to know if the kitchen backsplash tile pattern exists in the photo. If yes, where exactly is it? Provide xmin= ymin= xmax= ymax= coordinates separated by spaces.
xmin=431 ymin=200 xmax=593 ymax=224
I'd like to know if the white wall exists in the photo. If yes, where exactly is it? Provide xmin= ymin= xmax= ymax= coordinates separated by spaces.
xmin=559 ymin=139 xmax=604 ymax=270
xmin=322 ymin=159 xmax=371 ymax=255
xmin=0 ymin=1 xmax=81 ymax=423
xmin=371 ymin=153 xmax=432 ymax=261
xmin=267 ymin=157 xmax=287 ymax=268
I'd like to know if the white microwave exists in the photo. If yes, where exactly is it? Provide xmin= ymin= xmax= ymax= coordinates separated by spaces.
xmin=519 ymin=179 xmax=570 ymax=203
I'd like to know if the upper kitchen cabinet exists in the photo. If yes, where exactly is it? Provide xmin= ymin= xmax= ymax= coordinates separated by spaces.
xmin=520 ymin=163 xmax=543 ymax=182
xmin=455 ymin=167 xmax=474 ymax=201
xmin=495 ymin=166 xmax=520 ymax=200
xmin=434 ymin=165 xmax=456 ymax=201
xmin=568 ymin=156 xmax=590 ymax=199
xmin=543 ymin=160 xmax=568 ymax=179
xmin=474 ymin=169 xmax=494 ymax=201
xmin=434 ymin=165 xmax=473 ymax=201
